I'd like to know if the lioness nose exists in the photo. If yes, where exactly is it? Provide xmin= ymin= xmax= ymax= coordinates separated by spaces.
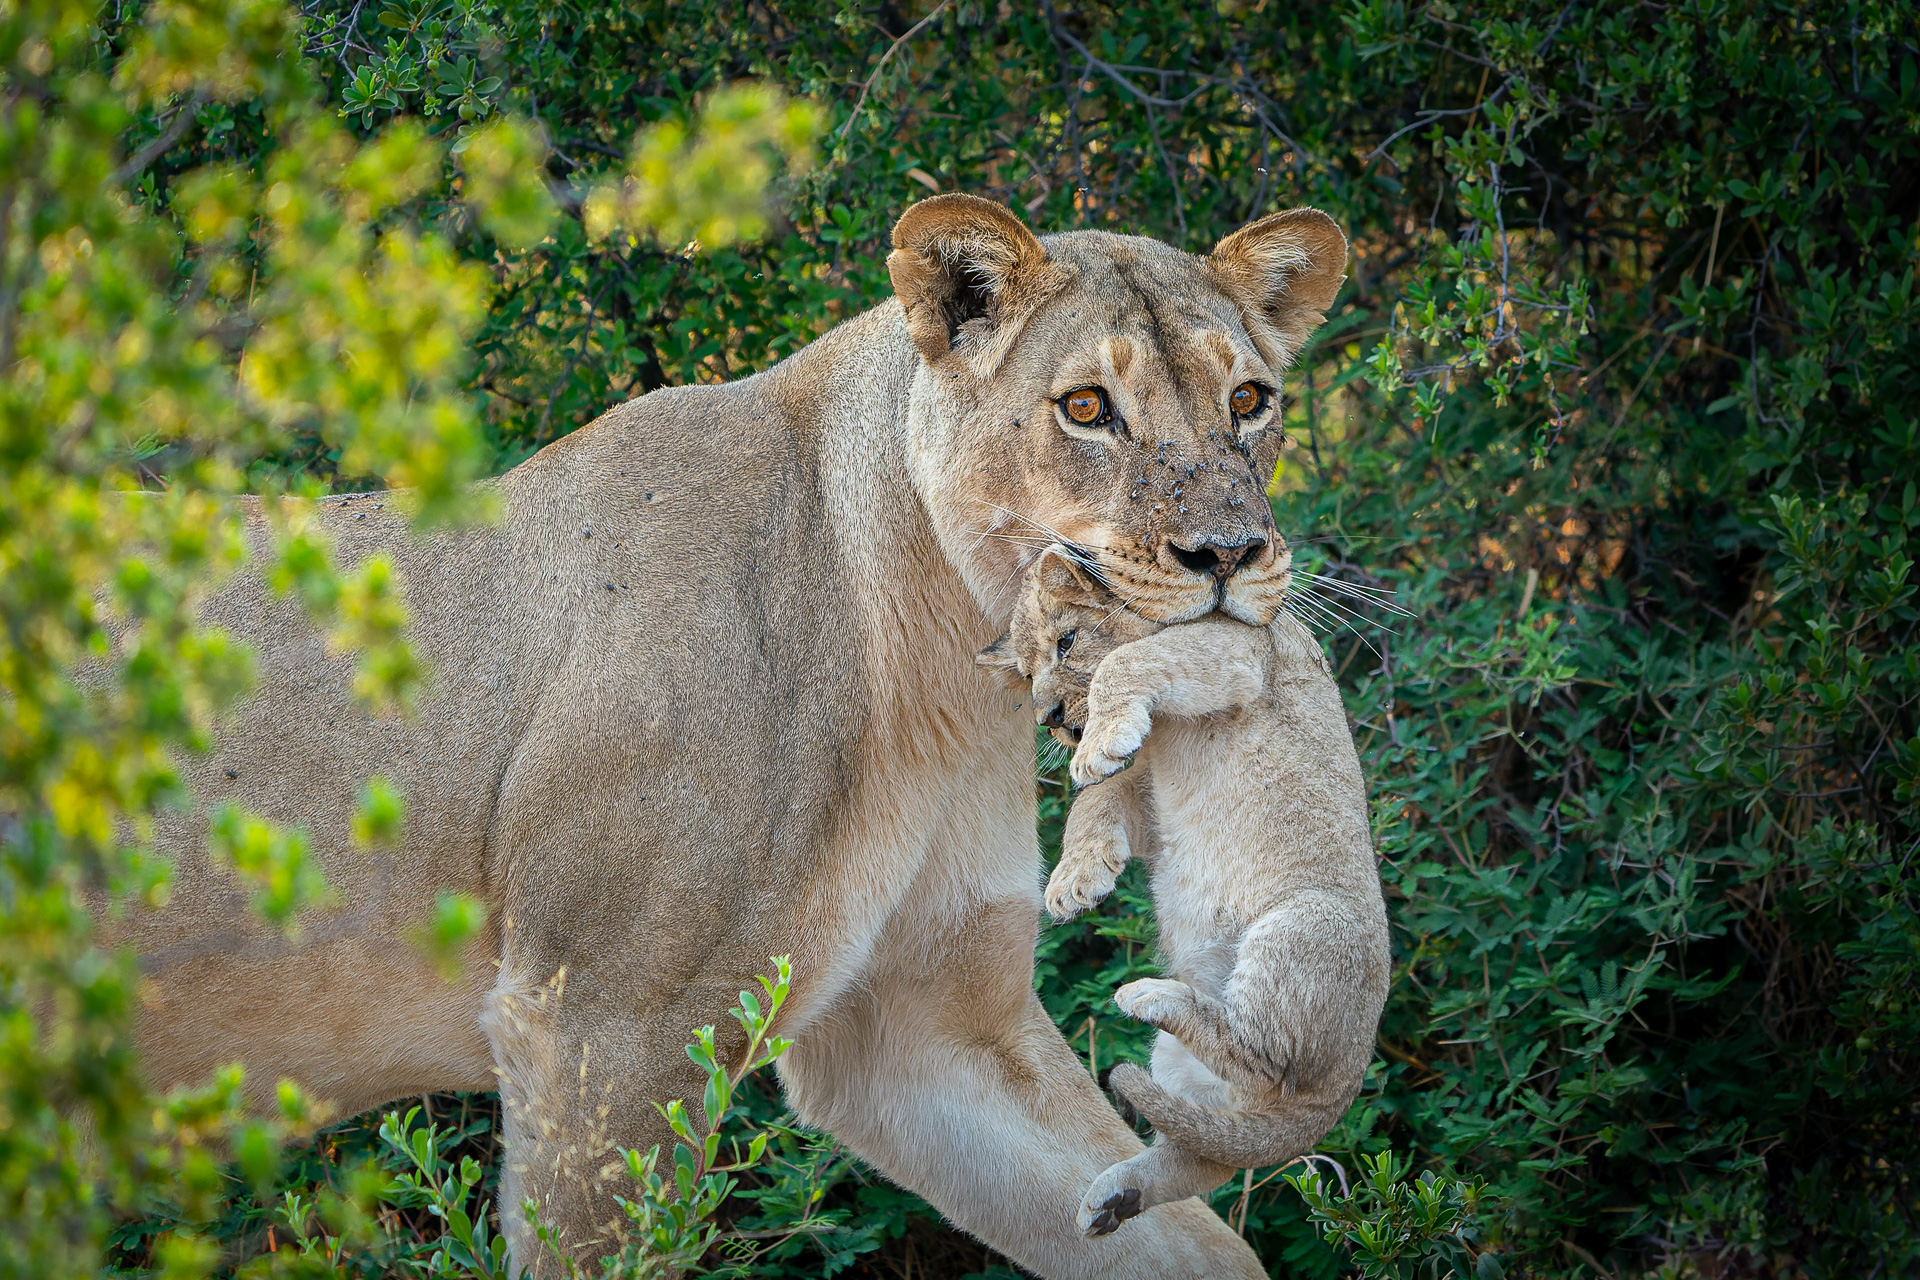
xmin=1163 ymin=536 xmax=1265 ymax=579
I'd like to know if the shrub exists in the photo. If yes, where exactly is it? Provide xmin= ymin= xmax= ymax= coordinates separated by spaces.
xmin=7 ymin=0 xmax=1916 ymax=1277
xmin=0 ymin=0 xmax=810 ymax=1273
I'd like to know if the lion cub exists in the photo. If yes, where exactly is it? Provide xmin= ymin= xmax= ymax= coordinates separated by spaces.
xmin=979 ymin=546 xmax=1390 ymax=1238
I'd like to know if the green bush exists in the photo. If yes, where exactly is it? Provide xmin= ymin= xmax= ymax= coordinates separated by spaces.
xmin=6 ymin=0 xmax=1917 ymax=1276
xmin=0 ymin=0 xmax=809 ymax=1274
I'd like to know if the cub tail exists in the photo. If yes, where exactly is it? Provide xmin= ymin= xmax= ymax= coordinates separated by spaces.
xmin=1108 ymin=1062 xmax=1348 ymax=1170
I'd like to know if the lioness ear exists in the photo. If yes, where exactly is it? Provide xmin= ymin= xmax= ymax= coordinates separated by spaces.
xmin=1207 ymin=207 xmax=1349 ymax=371
xmin=1034 ymin=545 xmax=1110 ymax=609
xmin=888 ymin=194 xmax=1069 ymax=374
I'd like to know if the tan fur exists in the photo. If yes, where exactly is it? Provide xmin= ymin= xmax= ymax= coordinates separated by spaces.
xmin=987 ymin=549 xmax=1389 ymax=1235
xmin=112 ymin=195 xmax=1346 ymax=1278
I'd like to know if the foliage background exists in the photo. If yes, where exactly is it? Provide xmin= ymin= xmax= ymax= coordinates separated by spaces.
xmin=6 ymin=0 xmax=1919 ymax=1276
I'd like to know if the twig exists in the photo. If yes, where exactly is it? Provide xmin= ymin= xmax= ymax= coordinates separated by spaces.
xmin=1602 ymin=332 xmax=1677 ymax=442
xmin=1562 ymin=1237 xmax=1618 ymax=1280
xmin=1363 ymin=88 xmax=1509 ymax=167
xmin=725 ymin=1224 xmax=841 ymax=1240
xmin=836 ymin=0 xmax=953 ymax=143
xmin=1144 ymin=103 xmax=1187 ymax=243
xmin=1533 ymin=0 xmax=1586 ymax=58
xmin=1047 ymin=20 xmax=1208 ymax=110
xmin=1693 ymin=201 xmax=1725 ymax=353
xmin=110 ymin=91 xmax=208 ymax=185
xmin=1290 ymin=1153 xmax=1351 ymax=1197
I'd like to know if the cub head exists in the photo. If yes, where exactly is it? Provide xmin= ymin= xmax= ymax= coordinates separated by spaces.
xmin=890 ymin=195 xmax=1342 ymax=627
xmin=977 ymin=544 xmax=1162 ymax=745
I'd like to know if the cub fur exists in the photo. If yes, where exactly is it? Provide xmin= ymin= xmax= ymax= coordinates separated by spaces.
xmin=980 ymin=546 xmax=1391 ymax=1237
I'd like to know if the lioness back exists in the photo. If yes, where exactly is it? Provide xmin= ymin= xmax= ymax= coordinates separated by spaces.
xmin=122 ymin=315 xmax=894 ymax=1112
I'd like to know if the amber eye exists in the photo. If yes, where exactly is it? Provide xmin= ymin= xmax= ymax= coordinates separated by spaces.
xmin=1057 ymin=630 xmax=1076 ymax=657
xmin=1060 ymin=388 xmax=1110 ymax=425
xmin=1230 ymin=382 xmax=1266 ymax=417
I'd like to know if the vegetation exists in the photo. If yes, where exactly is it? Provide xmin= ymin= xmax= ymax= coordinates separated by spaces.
xmin=2 ymin=0 xmax=1916 ymax=1277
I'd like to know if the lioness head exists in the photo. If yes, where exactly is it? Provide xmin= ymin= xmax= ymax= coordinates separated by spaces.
xmin=978 ymin=544 xmax=1162 ymax=745
xmin=890 ymin=195 xmax=1343 ymax=627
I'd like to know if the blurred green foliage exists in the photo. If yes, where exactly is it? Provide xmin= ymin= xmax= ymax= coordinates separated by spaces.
xmin=0 ymin=0 xmax=811 ymax=1272
xmin=5 ymin=0 xmax=1918 ymax=1276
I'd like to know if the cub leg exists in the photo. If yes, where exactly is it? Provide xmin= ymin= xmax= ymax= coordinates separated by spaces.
xmin=1079 ymin=1136 xmax=1237 ymax=1237
xmin=1076 ymin=1033 xmax=1237 ymax=1234
xmin=1046 ymin=768 xmax=1147 ymax=921
xmin=1146 ymin=1027 xmax=1233 ymax=1111
xmin=1070 ymin=619 xmax=1269 ymax=785
xmin=1112 ymin=978 xmax=1281 ymax=1098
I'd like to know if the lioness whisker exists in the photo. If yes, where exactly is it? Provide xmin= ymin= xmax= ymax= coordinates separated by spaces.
xmin=1278 ymin=532 xmax=1394 ymax=546
xmin=1297 ymin=571 xmax=1417 ymax=618
xmin=1296 ymin=570 xmax=1403 ymax=603
xmin=1092 ymin=589 xmax=1148 ymax=632
xmin=1280 ymin=593 xmax=1339 ymax=634
xmin=1290 ymin=581 xmax=1402 ymax=636
xmin=968 ymin=529 xmax=1068 ymax=554
xmin=1284 ymin=596 xmax=1386 ymax=664
xmin=964 ymin=524 xmax=1010 ymax=556
xmin=1294 ymin=593 xmax=1388 ymax=652
xmin=984 ymin=560 xmax=1033 ymax=617
xmin=1299 ymin=568 xmax=1399 ymax=594
xmin=968 ymin=513 xmax=1118 ymax=599
xmin=979 ymin=500 xmax=1073 ymax=541
xmin=1296 ymin=597 xmax=1398 ymax=644
xmin=1290 ymin=587 xmax=1382 ymax=632
xmin=1283 ymin=591 xmax=1357 ymax=637
xmin=977 ymin=503 xmax=1110 ymax=573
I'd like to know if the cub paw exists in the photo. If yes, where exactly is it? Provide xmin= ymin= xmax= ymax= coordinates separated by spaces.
xmin=1044 ymin=856 xmax=1119 ymax=921
xmin=1113 ymin=978 xmax=1195 ymax=1029
xmin=1077 ymin=1166 xmax=1144 ymax=1238
xmin=1069 ymin=711 xmax=1148 ymax=785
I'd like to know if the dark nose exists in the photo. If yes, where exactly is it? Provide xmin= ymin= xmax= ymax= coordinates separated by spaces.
xmin=1043 ymin=703 xmax=1067 ymax=728
xmin=1163 ymin=536 xmax=1264 ymax=579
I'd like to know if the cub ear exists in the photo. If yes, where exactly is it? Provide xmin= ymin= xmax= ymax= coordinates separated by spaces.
xmin=1206 ymin=207 xmax=1349 ymax=371
xmin=976 ymin=634 xmax=1027 ymax=688
xmin=1034 ymin=544 xmax=1111 ymax=609
xmin=888 ymin=194 xmax=1070 ymax=373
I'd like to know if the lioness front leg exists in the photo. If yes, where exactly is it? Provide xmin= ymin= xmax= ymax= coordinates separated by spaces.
xmin=779 ymin=895 xmax=1263 ymax=1280
xmin=1046 ymin=769 xmax=1145 ymax=921
xmin=1070 ymin=619 xmax=1269 ymax=785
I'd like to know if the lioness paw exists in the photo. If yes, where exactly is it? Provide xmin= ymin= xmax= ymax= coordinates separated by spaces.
xmin=1044 ymin=856 xmax=1118 ymax=921
xmin=1113 ymin=977 xmax=1195 ymax=1029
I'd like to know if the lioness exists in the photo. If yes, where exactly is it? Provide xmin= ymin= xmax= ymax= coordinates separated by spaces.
xmin=981 ymin=547 xmax=1389 ymax=1236
xmin=117 ymin=195 xmax=1346 ymax=1278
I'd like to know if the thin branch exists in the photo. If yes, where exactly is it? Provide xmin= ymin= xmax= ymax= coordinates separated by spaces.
xmin=1363 ymin=87 xmax=1509 ymax=166
xmin=110 ymin=92 xmax=208 ymax=186
xmin=835 ymin=0 xmax=953 ymax=144
xmin=1047 ymin=21 xmax=1208 ymax=111
xmin=724 ymin=1223 xmax=842 ymax=1241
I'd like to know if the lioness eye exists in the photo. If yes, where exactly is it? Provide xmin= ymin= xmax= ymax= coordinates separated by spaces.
xmin=1230 ymin=382 xmax=1266 ymax=417
xmin=1060 ymin=388 xmax=1110 ymax=426
xmin=1057 ymin=630 xmax=1076 ymax=657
